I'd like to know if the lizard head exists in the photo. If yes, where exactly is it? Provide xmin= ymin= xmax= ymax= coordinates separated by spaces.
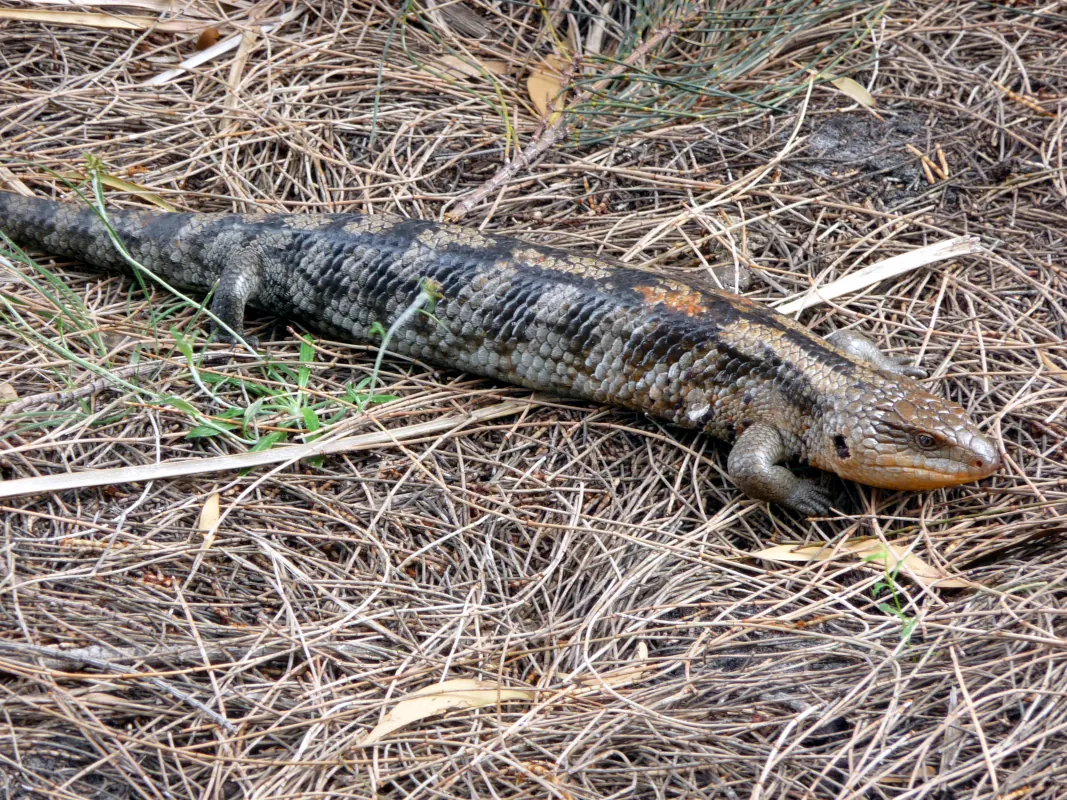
xmin=812 ymin=385 xmax=1001 ymax=491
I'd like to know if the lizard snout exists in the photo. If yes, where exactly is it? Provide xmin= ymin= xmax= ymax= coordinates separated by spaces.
xmin=961 ymin=429 xmax=1001 ymax=479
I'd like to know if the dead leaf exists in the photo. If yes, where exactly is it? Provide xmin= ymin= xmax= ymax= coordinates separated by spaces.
xmin=1040 ymin=351 xmax=1067 ymax=377
xmin=574 ymin=640 xmax=653 ymax=692
xmin=527 ymin=55 xmax=568 ymax=120
xmin=97 ymin=176 xmax=177 ymax=211
xmin=0 ymin=8 xmax=199 ymax=32
xmin=360 ymin=678 xmax=532 ymax=745
xmin=78 ymin=692 xmax=130 ymax=707
xmin=58 ymin=172 xmax=177 ymax=212
xmin=754 ymin=539 xmax=971 ymax=589
xmin=830 ymin=76 xmax=876 ymax=107
xmin=29 ymin=0 xmax=202 ymax=13
xmin=0 ymin=383 xmax=16 ymax=402
xmin=196 ymin=27 xmax=220 ymax=51
xmin=197 ymin=492 xmax=220 ymax=544
xmin=773 ymin=235 xmax=983 ymax=315
xmin=438 ymin=54 xmax=508 ymax=79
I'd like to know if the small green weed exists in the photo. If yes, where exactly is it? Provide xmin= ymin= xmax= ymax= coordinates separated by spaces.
xmin=866 ymin=549 xmax=918 ymax=645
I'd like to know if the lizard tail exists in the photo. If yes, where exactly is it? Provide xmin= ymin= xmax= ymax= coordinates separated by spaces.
xmin=0 ymin=191 xmax=140 ymax=272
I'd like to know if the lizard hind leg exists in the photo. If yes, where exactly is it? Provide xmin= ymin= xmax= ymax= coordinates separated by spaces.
xmin=208 ymin=249 xmax=262 ymax=349
xmin=825 ymin=329 xmax=926 ymax=379
xmin=727 ymin=423 xmax=832 ymax=516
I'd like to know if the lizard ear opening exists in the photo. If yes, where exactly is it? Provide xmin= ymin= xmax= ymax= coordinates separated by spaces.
xmin=833 ymin=435 xmax=851 ymax=460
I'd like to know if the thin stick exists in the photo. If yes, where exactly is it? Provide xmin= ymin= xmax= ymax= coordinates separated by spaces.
xmin=2 ymin=351 xmax=249 ymax=416
xmin=0 ymin=399 xmax=532 ymax=499
xmin=949 ymin=645 xmax=1000 ymax=793
xmin=0 ymin=640 xmax=238 ymax=733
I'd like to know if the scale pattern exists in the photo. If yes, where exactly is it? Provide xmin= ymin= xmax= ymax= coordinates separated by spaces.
xmin=0 ymin=192 xmax=1000 ymax=511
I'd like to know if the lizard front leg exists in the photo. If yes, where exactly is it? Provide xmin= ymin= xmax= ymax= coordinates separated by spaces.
xmin=209 ymin=249 xmax=262 ymax=348
xmin=727 ymin=423 xmax=832 ymax=515
xmin=825 ymin=329 xmax=926 ymax=379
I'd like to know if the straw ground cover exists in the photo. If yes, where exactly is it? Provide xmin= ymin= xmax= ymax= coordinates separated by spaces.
xmin=0 ymin=1 xmax=1064 ymax=797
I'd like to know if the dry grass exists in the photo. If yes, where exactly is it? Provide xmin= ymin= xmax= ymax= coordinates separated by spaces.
xmin=0 ymin=1 xmax=1065 ymax=798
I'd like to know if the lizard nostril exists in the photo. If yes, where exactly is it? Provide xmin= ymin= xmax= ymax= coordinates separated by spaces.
xmin=973 ymin=459 xmax=984 ymax=469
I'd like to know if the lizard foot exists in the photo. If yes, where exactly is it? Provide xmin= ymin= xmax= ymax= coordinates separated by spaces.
xmin=891 ymin=359 xmax=927 ymax=379
xmin=210 ymin=327 xmax=259 ymax=351
xmin=825 ymin=329 xmax=926 ymax=379
xmin=784 ymin=481 xmax=833 ymax=517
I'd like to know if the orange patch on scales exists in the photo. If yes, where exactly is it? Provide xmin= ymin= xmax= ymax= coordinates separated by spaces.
xmin=634 ymin=284 xmax=707 ymax=316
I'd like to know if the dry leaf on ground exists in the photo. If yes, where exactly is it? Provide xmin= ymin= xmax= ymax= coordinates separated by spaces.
xmin=830 ymin=75 xmax=876 ymax=106
xmin=773 ymin=236 xmax=983 ymax=314
xmin=754 ymin=539 xmax=970 ymax=588
xmin=527 ymin=55 xmax=568 ymax=120
xmin=360 ymin=678 xmax=533 ymax=745
xmin=573 ymin=640 xmax=653 ymax=692
xmin=197 ymin=492 xmax=220 ymax=542
xmin=58 ymin=173 xmax=178 ymax=212
xmin=0 ymin=9 xmax=200 ymax=32
xmin=438 ymin=54 xmax=508 ymax=79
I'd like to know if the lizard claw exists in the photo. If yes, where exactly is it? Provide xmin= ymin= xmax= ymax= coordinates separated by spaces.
xmin=885 ymin=353 xmax=927 ymax=379
xmin=825 ymin=329 xmax=926 ymax=379
xmin=785 ymin=481 xmax=833 ymax=517
xmin=896 ymin=361 xmax=927 ymax=379
xmin=210 ymin=326 xmax=259 ymax=351
xmin=237 ymin=334 xmax=260 ymax=351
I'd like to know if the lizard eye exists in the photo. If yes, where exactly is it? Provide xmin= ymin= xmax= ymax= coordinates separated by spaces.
xmin=915 ymin=433 xmax=939 ymax=450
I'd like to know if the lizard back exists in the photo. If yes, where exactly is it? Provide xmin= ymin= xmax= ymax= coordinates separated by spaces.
xmin=0 ymin=192 xmax=868 ymax=443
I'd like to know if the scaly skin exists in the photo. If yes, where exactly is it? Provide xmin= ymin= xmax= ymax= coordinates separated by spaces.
xmin=0 ymin=192 xmax=1001 ymax=514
